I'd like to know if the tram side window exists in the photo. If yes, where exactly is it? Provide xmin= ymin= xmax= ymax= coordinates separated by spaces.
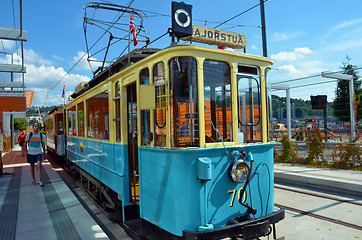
xmin=78 ymin=102 xmax=85 ymax=137
xmin=87 ymin=91 xmax=110 ymax=140
xmin=141 ymin=110 xmax=151 ymax=146
xmin=140 ymin=68 xmax=150 ymax=85
xmin=140 ymin=68 xmax=151 ymax=146
xmin=154 ymin=62 xmax=166 ymax=147
xmin=169 ymin=57 xmax=198 ymax=147
xmin=55 ymin=114 xmax=64 ymax=135
xmin=114 ymin=82 xmax=121 ymax=142
xmin=203 ymin=60 xmax=232 ymax=143
xmin=45 ymin=117 xmax=53 ymax=134
xmin=68 ymin=106 xmax=76 ymax=136
xmin=237 ymin=65 xmax=261 ymax=142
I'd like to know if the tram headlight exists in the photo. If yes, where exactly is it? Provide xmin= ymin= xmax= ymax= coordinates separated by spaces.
xmin=228 ymin=159 xmax=249 ymax=183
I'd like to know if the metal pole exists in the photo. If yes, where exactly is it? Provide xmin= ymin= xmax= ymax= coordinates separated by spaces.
xmin=10 ymin=114 xmax=14 ymax=149
xmin=324 ymin=107 xmax=327 ymax=135
xmin=286 ymin=88 xmax=291 ymax=140
xmin=260 ymin=0 xmax=268 ymax=57
xmin=349 ymin=79 xmax=355 ymax=141
xmin=269 ymin=87 xmax=274 ymax=141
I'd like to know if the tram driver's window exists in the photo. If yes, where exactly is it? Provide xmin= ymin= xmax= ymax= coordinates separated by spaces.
xmin=87 ymin=91 xmax=109 ymax=140
xmin=68 ymin=106 xmax=76 ymax=136
xmin=237 ymin=65 xmax=261 ymax=142
xmin=203 ymin=60 xmax=232 ymax=143
xmin=154 ymin=62 xmax=166 ymax=147
xmin=169 ymin=57 xmax=198 ymax=147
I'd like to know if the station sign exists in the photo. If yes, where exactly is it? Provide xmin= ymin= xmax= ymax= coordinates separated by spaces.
xmin=181 ymin=25 xmax=247 ymax=49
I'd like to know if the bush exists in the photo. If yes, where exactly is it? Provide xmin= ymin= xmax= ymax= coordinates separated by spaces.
xmin=305 ymin=127 xmax=325 ymax=165
xmin=275 ymin=135 xmax=301 ymax=163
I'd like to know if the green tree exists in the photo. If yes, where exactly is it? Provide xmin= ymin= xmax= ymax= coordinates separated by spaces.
xmin=333 ymin=57 xmax=362 ymax=122
xmin=14 ymin=118 xmax=29 ymax=131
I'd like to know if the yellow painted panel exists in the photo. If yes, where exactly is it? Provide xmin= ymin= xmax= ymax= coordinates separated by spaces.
xmin=139 ymin=85 xmax=155 ymax=110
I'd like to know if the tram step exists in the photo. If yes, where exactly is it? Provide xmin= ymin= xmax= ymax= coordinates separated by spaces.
xmin=124 ymin=203 xmax=140 ymax=221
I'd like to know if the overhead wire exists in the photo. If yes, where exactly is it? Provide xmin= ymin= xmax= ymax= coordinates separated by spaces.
xmin=214 ymin=0 xmax=270 ymax=29
xmin=45 ymin=0 xmax=135 ymax=105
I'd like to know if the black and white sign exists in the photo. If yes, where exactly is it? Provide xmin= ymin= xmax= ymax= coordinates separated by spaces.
xmin=171 ymin=1 xmax=192 ymax=38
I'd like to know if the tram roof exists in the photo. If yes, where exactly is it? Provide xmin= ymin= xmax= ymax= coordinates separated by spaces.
xmin=48 ymin=105 xmax=64 ymax=115
xmin=70 ymin=44 xmax=272 ymax=100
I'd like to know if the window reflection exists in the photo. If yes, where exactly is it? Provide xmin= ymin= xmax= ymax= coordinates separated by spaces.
xmin=87 ymin=91 xmax=109 ymax=140
xmin=203 ymin=60 xmax=232 ymax=143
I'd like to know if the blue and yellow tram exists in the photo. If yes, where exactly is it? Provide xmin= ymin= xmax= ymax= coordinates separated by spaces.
xmin=45 ymin=105 xmax=65 ymax=157
xmin=47 ymin=44 xmax=284 ymax=239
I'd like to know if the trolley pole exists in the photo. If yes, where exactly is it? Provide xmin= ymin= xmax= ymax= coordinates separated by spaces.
xmin=260 ymin=0 xmax=268 ymax=57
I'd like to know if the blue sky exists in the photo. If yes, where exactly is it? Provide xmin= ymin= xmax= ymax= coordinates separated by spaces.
xmin=1 ymin=0 xmax=362 ymax=106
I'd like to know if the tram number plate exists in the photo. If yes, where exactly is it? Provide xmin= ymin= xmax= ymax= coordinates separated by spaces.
xmin=228 ymin=188 xmax=246 ymax=207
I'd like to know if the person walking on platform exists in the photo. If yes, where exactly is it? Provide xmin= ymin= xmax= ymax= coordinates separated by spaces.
xmin=25 ymin=123 xmax=46 ymax=187
xmin=18 ymin=130 xmax=27 ymax=156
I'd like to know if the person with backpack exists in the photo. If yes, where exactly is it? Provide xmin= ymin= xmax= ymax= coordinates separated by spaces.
xmin=25 ymin=122 xmax=46 ymax=186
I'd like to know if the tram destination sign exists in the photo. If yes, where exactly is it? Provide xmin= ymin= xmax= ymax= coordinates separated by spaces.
xmin=181 ymin=25 xmax=247 ymax=49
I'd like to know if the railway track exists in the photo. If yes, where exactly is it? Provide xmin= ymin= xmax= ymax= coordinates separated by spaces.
xmin=274 ymin=183 xmax=362 ymax=239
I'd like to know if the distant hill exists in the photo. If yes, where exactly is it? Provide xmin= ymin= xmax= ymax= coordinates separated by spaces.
xmin=271 ymin=95 xmax=333 ymax=120
xmin=26 ymin=106 xmax=55 ymax=116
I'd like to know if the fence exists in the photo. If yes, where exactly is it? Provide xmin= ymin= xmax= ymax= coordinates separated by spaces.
xmin=274 ymin=130 xmax=362 ymax=170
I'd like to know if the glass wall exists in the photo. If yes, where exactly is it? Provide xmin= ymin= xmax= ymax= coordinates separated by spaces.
xmin=203 ymin=60 xmax=232 ymax=143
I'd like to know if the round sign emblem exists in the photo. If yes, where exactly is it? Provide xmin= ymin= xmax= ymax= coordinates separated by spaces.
xmin=174 ymin=9 xmax=191 ymax=28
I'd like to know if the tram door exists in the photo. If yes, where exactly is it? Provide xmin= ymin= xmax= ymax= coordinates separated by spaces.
xmin=127 ymin=83 xmax=139 ymax=202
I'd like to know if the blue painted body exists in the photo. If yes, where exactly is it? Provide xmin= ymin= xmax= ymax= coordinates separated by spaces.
xmin=66 ymin=137 xmax=130 ymax=205
xmin=65 ymin=136 xmax=275 ymax=237
xmin=46 ymin=134 xmax=65 ymax=156
xmin=138 ymin=143 xmax=275 ymax=237
xmin=56 ymin=135 xmax=65 ymax=156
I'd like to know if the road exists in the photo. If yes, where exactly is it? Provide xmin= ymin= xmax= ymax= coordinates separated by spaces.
xmin=273 ymin=183 xmax=362 ymax=240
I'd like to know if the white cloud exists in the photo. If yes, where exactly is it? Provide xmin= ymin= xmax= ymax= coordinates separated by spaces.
xmin=71 ymin=51 xmax=102 ymax=71
xmin=0 ymin=39 xmax=16 ymax=50
xmin=271 ymin=32 xmax=304 ymax=42
xmin=331 ymin=18 xmax=362 ymax=31
xmin=24 ymin=49 xmax=53 ymax=66
xmin=323 ymin=38 xmax=362 ymax=52
xmin=270 ymin=47 xmax=313 ymax=61
xmin=273 ymin=32 xmax=288 ymax=41
xmin=294 ymin=47 xmax=313 ymax=55
xmin=52 ymin=55 xmax=64 ymax=61
xmin=279 ymin=64 xmax=299 ymax=76
xmin=24 ymin=63 xmax=90 ymax=106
